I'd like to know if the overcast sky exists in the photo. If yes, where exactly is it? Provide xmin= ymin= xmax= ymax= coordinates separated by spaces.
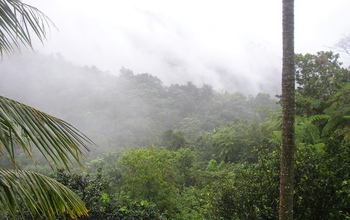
xmin=21 ymin=0 xmax=350 ymax=94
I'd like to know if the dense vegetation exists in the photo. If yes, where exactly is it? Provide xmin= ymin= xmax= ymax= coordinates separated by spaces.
xmin=1 ymin=50 xmax=350 ymax=219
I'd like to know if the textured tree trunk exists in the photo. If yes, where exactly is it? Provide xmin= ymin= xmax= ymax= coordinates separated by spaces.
xmin=279 ymin=0 xmax=295 ymax=219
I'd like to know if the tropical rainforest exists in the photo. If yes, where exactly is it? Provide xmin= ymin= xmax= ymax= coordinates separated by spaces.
xmin=1 ymin=49 xmax=350 ymax=219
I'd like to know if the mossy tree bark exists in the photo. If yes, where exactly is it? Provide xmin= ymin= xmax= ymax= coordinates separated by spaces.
xmin=279 ymin=0 xmax=295 ymax=219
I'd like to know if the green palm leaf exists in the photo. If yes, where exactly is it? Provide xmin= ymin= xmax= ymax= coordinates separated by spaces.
xmin=0 ymin=95 xmax=92 ymax=169
xmin=0 ymin=0 xmax=53 ymax=57
xmin=0 ymin=1 xmax=93 ymax=219
xmin=0 ymin=169 xmax=88 ymax=219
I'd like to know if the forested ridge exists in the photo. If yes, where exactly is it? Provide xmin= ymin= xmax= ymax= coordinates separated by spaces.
xmin=1 ymin=50 xmax=350 ymax=219
xmin=0 ymin=52 xmax=278 ymax=155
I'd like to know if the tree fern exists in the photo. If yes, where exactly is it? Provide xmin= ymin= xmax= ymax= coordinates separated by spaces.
xmin=295 ymin=115 xmax=327 ymax=145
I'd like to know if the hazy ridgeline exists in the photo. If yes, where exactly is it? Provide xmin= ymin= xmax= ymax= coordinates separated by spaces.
xmin=0 ymin=51 xmax=279 ymax=155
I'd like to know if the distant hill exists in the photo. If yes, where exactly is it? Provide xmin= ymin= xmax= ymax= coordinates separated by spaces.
xmin=0 ymin=52 xmax=279 ymax=155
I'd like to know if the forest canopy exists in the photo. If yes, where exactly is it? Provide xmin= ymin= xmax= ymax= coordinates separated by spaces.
xmin=1 ymin=50 xmax=350 ymax=219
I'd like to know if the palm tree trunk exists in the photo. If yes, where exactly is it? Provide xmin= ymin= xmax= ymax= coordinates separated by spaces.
xmin=279 ymin=0 xmax=295 ymax=219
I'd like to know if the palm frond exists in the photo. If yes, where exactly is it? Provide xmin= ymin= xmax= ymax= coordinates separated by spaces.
xmin=0 ymin=95 xmax=92 ymax=169
xmin=0 ymin=0 xmax=54 ymax=57
xmin=308 ymin=114 xmax=330 ymax=124
xmin=0 ymin=168 xmax=88 ymax=219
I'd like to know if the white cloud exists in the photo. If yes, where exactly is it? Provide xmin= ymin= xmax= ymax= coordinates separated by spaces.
xmin=22 ymin=0 xmax=350 ymax=94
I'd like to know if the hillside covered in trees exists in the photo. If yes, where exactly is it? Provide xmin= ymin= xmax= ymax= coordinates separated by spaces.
xmin=1 ymin=50 xmax=350 ymax=219
xmin=0 ymin=52 xmax=278 ymax=155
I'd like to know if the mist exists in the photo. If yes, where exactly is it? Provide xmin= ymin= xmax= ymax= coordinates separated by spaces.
xmin=20 ymin=0 xmax=350 ymax=94
xmin=0 ymin=50 xmax=280 ymax=155
xmin=1 ymin=0 xmax=350 ymax=155
xmin=2 ymin=2 xmax=350 ymax=218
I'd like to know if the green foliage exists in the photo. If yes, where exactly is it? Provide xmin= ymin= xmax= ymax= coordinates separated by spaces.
xmin=84 ymin=150 xmax=125 ymax=191
xmin=160 ymin=130 xmax=187 ymax=151
xmin=293 ymin=141 xmax=350 ymax=219
xmin=323 ymin=83 xmax=350 ymax=139
xmin=174 ymin=186 xmax=207 ymax=220
xmin=119 ymin=146 xmax=180 ymax=215
xmin=295 ymin=115 xmax=329 ymax=145
xmin=52 ymin=169 xmax=167 ymax=219
xmin=53 ymin=168 xmax=108 ymax=213
xmin=206 ymin=159 xmax=219 ymax=172
xmin=4 ymin=49 xmax=350 ymax=219
xmin=203 ymin=159 xmax=280 ymax=219
xmin=201 ymin=141 xmax=350 ymax=219
xmin=212 ymin=119 xmax=268 ymax=163
xmin=295 ymin=51 xmax=350 ymax=116
xmin=0 ymin=54 xmax=279 ymax=155
xmin=115 ymin=198 xmax=167 ymax=220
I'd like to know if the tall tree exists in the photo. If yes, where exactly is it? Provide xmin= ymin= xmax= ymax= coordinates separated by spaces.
xmin=295 ymin=51 xmax=350 ymax=116
xmin=0 ymin=0 xmax=91 ymax=219
xmin=279 ymin=0 xmax=295 ymax=219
